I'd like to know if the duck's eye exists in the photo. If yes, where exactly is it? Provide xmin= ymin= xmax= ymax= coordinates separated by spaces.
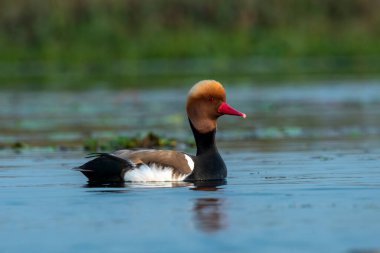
xmin=208 ymin=96 xmax=214 ymax=103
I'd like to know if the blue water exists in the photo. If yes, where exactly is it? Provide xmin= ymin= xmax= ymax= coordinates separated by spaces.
xmin=0 ymin=145 xmax=379 ymax=253
xmin=1 ymin=82 xmax=380 ymax=253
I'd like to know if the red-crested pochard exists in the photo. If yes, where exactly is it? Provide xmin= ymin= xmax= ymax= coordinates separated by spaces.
xmin=76 ymin=80 xmax=246 ymax=182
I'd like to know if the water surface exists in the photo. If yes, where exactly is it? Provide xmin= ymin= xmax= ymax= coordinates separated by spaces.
xmin=0 ymin=81 xmax=380 ymax=253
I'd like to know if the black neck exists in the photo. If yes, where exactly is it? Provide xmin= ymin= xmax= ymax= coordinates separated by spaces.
xmin=186 ymin=118 xmax=227 ymax=181
xmin=189 ymin=118 xmax=217 ymax=155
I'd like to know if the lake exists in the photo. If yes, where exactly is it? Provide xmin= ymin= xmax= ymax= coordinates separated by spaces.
xmin=0 ymin=80 xmax=380 ymax=253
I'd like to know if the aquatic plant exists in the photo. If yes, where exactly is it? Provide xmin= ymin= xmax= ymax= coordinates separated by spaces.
xmin=83 ymin=132 xmax=178 ymax=152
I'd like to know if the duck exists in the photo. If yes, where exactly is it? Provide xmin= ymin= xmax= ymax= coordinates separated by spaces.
xmin=75 ymin=80 xmax=246 ymax=183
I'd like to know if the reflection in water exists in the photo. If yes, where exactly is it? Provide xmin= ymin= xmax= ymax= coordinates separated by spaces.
xmin=84 ymin=179 xmax=226 ymax=190
xmin=83 ymin=181 xmax=129 ymax=193
xmin=84 ymin=181 xmax=192 ymax=189
xmin=191 ymin=180 xmax=227 ymax=233
xmin=84 ymin=182 xmax=126 ymax=188
xmin=193 ymin=198 xmax=227 ymax=233
xmin=83 ymin=179 xmax=228 ymax=232
xmin=190 ymin=179 xmax=227 ymax=191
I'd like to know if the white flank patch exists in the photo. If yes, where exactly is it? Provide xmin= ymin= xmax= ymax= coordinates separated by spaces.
xmin=184 ymin=154 xmax=194 ymax=171
xmin=124 ymin=163 xmax=188 ymax=182
xmin=125 ymin=181 xmax=192 ymax=188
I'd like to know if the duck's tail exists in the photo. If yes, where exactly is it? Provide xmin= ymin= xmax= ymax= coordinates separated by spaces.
xmin=73 ymin=153 xmax=135 ymax=183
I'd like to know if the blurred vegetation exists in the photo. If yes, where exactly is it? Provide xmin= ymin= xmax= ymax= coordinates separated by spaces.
xmin=83 ymin=132 xmax=179 ymax=152
xmin=1 ymin=132 xmax=188 ymax=152
xmin=0 ymin=0 xmax=380 ymax=89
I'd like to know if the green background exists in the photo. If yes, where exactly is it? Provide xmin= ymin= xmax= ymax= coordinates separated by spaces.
xmin=1 ymin=0 xmax=379 ymax=89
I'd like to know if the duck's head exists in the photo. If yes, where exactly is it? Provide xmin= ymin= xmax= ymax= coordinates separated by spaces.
xmin=186 ymin=80 xmax=246 ymax=133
